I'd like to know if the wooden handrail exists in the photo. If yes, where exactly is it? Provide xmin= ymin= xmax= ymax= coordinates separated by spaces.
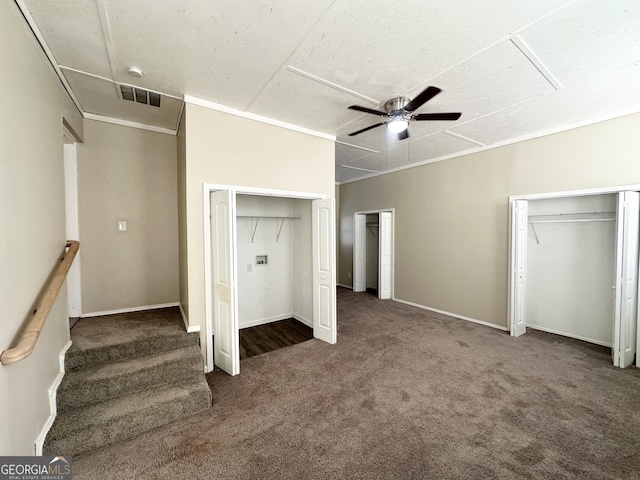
xmin=1 ymin=240 xmax=80 ymax=366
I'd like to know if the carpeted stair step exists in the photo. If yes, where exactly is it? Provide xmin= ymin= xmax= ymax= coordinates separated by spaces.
xmin=44 ymin=307 xmax=212 ymax=457
xmin=45 ymin=381 xmax=212 ymax=457
xmin=65 ymin=308 xmax=198 ymax=371
xmin=57 ymin=344 xmax=206 ymax=411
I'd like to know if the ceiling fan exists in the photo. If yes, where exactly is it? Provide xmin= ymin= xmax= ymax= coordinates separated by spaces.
xmin=347 ymin=86 xmax=461 ymax=140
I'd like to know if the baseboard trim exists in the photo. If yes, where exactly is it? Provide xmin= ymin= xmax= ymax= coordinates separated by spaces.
xmin=293 ymin=314 xmax=313 ymax=328
xmin=179 ymin=303 xmax=200 ymax=333
xmin=34 ymin=339 xmax=72 ymax=455
xmin=240 ymin=313 xmax=293 ymax=330
xmin=392 ymin=298 xmax=508 ymax=332
xmin=337 ymin=283 xmax=353 ymax=290
xmin=81 ymin=302 xmax=180 ymax=318
xmin=527 ymin=324 xmax=612 ymax=348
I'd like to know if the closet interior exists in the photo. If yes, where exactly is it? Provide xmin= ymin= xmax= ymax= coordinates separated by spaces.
xmin=234 ymin=194 xmax=314 ymax=351
xmin=527 ymin=194 xmax=617 ymax=347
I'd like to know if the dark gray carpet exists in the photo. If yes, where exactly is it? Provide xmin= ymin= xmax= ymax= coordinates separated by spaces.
xmin=72 ymin=288 xmax=640 ymax=479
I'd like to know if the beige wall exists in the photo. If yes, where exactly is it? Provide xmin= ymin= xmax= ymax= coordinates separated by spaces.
xmin=182 ymin=103 xmax=335 ymax=332
xmin=0 ymin=1 xmax=75 ymax=455
xmin=177 ymin=114 xmax=189 ymax=320
xmin=77 ymin=120 xmax=179 ymax=313
xmin=338 ymin=113 xmax=640 ymax=328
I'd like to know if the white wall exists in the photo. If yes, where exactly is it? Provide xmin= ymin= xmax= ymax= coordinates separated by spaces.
xmin=0 ymin=1 xmax=80 ymax=455
xmin=236 ymin=196 xmax=294 ymax=327
xmin=293 ymin=200 xmax=313 ymax=326
xmin=527 ymin=195 xmax=616 ymax=346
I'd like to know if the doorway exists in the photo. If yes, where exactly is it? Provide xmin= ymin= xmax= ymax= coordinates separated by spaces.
xmin=509 ymin=187 xmax=640 ymax=368
xmin=63 ymin=128 xmax=82 ymax=326
xmin=353 ymin=209 xmax=394 ymax=299
xmin=204 ymin=185 xmax=337 ymax=375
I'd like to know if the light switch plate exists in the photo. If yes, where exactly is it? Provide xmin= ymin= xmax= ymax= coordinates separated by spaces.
xmin=118 ymin=220 xmax=127 ymax=232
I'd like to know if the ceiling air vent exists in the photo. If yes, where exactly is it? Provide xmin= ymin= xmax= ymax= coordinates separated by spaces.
xmin=118 ymin=84 xmax=161 ymax=108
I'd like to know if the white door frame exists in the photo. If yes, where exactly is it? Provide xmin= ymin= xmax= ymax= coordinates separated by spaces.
xmin=508 ymin=184 xmax=640 ymax=367
xmin=203 ymin=183 xmax=328 ymax=373
xmin=352 ymin=208 xmax=395 ymax=299
xmin=63 ymin=129 xmax=82 ymax=319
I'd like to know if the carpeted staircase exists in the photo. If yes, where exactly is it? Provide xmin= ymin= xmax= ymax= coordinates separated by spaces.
xmin=44 ymin=307 xmax=211 ymax=457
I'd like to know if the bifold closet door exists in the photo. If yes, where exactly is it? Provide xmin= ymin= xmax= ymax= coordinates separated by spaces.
xmin=612 ymin=191 xmax=639 ymax=368
xmin=353 ymin=214 xmax=366 ymax=292
xmin=378 ymin=212 xmax=392 ymax=300
xmin=510 ymin=200 xmax=528 ymax=337
xmin=210 ymin=190 xmax=240 ymax=376
xmin=312 ymin=198 xmax=337 ymax=344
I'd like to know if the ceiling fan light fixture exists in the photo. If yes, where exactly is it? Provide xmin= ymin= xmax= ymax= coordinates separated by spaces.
xmin=387 ymin=116 xmax=409 ymax=133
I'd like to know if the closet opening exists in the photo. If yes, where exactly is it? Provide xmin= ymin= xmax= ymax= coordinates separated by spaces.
xmin=234 ymin=195 xmax=315 ymax=359
xmin=353 ymin=209 xmax=394 ymax=300
xmin=509 ymin=187 xmax=640 ymax=368
xmin=366 ymin=214 xmax=379 ymax=296
xmin=204 ymin=185 xmax=337 ymax=375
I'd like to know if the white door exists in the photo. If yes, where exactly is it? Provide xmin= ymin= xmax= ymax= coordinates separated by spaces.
xmin=312 ymin=198 xmax=337 ymax=344
xmin=378 ymin=211 xmax=392 ymax=300
xmin=63 ymin=142 xmax=82 ymax=319
xmin=510 ymin=200 xmax=528 ymax=337
xmin=210 ymin=190 xmax=240 ymax=375
xmin=612 ymin=191 xmax=639 ymax=368
xmin=353 ymin=214 xmax=366 ymax=292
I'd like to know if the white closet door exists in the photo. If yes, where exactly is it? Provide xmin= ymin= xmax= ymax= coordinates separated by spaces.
xmin=613 ymin=191 xmax=639 ymax=368
xmin=353 ymin=214 xmax=366 ymax=292
xmin=510 ymin=200 xmax=528 ymax=337
xmin=312 ymin=198 xmax=337 ymax=344
xmin=210 ymin=190 xmax=240 ymax=376
xmin=378 ymin=212 xmax=392 ymax=299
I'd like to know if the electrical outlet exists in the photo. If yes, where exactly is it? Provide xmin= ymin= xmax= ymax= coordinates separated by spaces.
xmin=347 ymin=272 xmax=352 ymax=278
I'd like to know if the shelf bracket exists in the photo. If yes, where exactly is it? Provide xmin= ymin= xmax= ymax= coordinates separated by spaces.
xmin=276 ymin=218 xmax=286 ymax=242
xmin=528 ymin=220 xmax=540 ymax=245
xmin=250 ymin=218 xmax=259 ymax=244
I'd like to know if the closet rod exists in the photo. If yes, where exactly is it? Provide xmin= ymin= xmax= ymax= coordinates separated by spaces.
xmin=528 ymin=211 xmax=615 ymax=224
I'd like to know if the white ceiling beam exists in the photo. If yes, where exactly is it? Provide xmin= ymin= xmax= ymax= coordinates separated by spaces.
xmin=339 ymin=165 xmax=380 ymax=173
xmin=95 ymin=0 xmax=120 ymax=83
xmin=286 ymin=66 xmax=380 ymax=106
xmin=444 ymin=130 xmax=485 ymax=147
xmin=510 ymin=35 xmax=564 ymax=91
xmin=335 ymin=140 xmax=378 ymax=153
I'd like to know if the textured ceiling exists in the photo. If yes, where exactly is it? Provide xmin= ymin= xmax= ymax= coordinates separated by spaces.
xmin=19 ymin=0 xmax=640 ymax=183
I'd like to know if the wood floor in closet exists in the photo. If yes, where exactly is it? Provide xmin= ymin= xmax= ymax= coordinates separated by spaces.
xmin=239 ymin=318 xmax=313 ymax=360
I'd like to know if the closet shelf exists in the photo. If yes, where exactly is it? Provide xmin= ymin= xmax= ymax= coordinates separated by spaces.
xmin=528 ymin=211 xmax=615 ymax=224
xmin=237 ymin=216 xmax=301 ymax=243
xmin=237 ymin=216 xmax=301 ymax=219
xmin=528 ymin=211 xmax=616 ymax=245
